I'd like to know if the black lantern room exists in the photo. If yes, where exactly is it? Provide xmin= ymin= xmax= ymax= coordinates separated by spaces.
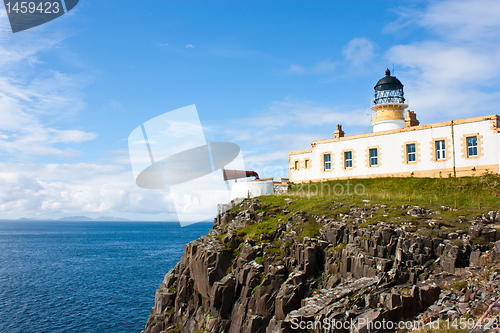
xmin=373 ymin=69 xmax=405 ymax=105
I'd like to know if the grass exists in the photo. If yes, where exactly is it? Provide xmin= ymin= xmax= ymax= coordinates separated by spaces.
xmin=239 ymin=173 xmax=500 ymax=239
xmin=297 ymin=216 xmax=321 ymax=241
xmin=287 ymin=173 xmax=500 ymax=211
xmin=333 ymin=243 xmax=346 ymax=251
xmin=452 ymin=280 xmax=468 ymax=291
xmin=424 ymin=259 xmax=435 ymax=267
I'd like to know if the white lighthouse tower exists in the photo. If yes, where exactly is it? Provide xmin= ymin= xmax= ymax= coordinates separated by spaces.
xmin=371 ymin=69 xmax=408 ymax=132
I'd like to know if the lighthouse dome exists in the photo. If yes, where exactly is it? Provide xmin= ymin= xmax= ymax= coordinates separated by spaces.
xmin=375 ymin=69 xmax=403 ymax=91
xmin=373 ymin=69 xmax=405 ymax=105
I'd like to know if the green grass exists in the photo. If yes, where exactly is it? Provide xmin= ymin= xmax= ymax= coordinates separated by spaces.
xmin=424 ymin=259 xmax=435 ymax=267
xmin=452 ymin=280 xmax=468 ymax=291
xmin=333 ymin=243 xmax=346 ymax=251
xmin=287 ymin=173 xmax=500 ymax=210
xmin=264 ymin=246 xmax=282 ymax=255
xmin=215 ymin=174 xmax=500 ymax=255
xmin=297 ymin=216 xmax=321 ymax=241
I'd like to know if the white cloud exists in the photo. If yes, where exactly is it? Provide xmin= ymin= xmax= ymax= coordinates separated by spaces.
xmin=382 ymin=6 xmax=418 ymax=36
xmin=342 ymin=37 xmax=376 ymax=68
xmin=421 ymin=0 xmax=500 ymax=42
xmin=0 ymin=161 xmax=241 ymax=222
xmin=185 ymin=44 xmax=195 ymax=48
xmin=235 ymin=98 xmax=371 ymax=128
xmin=0 ymin=10 xmax=96 ymax=159
xmin=0 ymin=90 xmax=96 ymax=157
xmin=385 ymin=0 xmax=500 ymax=122
xmin=0 ymin=162 xmax=177 ymax=220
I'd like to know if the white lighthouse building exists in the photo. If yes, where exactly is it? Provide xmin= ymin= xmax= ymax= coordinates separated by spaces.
xmin=289 ymin=69 xmax=500 ymax=183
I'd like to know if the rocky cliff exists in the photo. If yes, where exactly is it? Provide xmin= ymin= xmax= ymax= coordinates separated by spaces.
xmin=142 ymin=198 xmax=500 ymax=333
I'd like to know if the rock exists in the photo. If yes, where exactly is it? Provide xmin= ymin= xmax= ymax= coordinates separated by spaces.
xmin=419 ymin=283 xmax=441 ymax=309
xmin=470 ymin=225 xmax=482 ymax=237
xmin=380 ymin=292 xmax=402 ymax=309
xmin=275 ymin=283 xmax=305 ymax=320
xmin=407 ymin=207 xmax=424 ymax=217
xmin=240 ymin=315 xmax=270 ymax=333
xmin=210 ymin=274 xmax=236 ymax=319
xmin=352 ymin=309 xmax=383 ymax=333
xmin=249 ymin=272 xmax=286 ymax=317
xmin=495 ymin=240 xmax=500 ymax=253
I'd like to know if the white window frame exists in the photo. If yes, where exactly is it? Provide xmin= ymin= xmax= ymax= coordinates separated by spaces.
xmin=344 ymin=151 xmax=352 ymax=169
xmin=406 ymin=143 xmax=416 ymax=162
xmin=435 ymin=140 xmax=446 ymax=160
xmin=324 ymin=154 xmax=331 ymax=170
xmin=467 ymin=136 xmax=478 ymax=157
xmin=369 ymin=148 xmax=378 ymax=166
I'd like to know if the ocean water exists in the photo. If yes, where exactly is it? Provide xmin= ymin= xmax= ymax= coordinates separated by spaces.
xmin=0 ymin=221 xmax=212 ymax=333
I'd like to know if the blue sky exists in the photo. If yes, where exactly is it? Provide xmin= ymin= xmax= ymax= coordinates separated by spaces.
xmin=0 ymin=0 xmax=499 ymax=220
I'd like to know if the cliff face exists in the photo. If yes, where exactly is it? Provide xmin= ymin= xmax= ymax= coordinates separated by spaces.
xmin=142 ymin=199 xmax=500 ymax=333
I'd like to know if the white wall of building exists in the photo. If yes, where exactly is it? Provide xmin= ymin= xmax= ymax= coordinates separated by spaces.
xmin=231 ymin=180 xmax=274 ymax=200
xmin=290 ymin=116 xmax=500 ymax=182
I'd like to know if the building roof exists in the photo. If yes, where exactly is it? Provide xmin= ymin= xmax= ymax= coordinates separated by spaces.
xmin=374 ymin=69 xmax=403 ymax=91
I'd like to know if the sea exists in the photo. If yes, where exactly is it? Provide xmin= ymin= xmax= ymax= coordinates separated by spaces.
xmin=0 ymin=221 xmax=213 ymax=333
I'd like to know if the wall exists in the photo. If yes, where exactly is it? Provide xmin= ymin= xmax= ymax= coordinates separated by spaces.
xmin=289 ymin=116 xmax=500 ymax=183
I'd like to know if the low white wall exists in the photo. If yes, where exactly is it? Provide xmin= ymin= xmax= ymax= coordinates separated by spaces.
xmin=231 ymin=180 xmax=274 ymax=200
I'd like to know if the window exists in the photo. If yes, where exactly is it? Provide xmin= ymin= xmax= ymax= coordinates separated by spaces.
xmin=294 ymin=161 xmax=299 ymax=170
xmin=369 ymin=148 xmax=377 ymax=166
xmin=304 ymin=159 xmax=309 ymax=169
xmin=344 ymin=151 xmax=352 ymax=168
xmin=467 ymin=136 xmax=478 ymax=157
xmin=435 ymin=140 xmax=446 ymax=160
xmin=406 ymin=143 xmax=416 ymax=162
xmin=324 ymin=154 xmax=331 ymax=170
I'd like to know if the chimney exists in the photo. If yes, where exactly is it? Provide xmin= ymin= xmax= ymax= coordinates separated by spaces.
xmin=405 ymin=110 xmax=419 ymax=128
xmin=334 ymin=124 xmax=345 ymax=138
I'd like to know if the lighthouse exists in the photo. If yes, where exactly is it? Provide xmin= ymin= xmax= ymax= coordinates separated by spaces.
xmin=371 ymin=69 xmax=408 ymax=132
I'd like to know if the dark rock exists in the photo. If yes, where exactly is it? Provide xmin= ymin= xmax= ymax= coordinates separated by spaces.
xmin=419 ymin=283 xmax=441 ymax=309
xmin=210 ymin=274 xmax=236 ymax=319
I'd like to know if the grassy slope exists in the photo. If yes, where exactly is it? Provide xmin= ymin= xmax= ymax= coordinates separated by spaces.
xmin=224 ymin=173 xmax=500 ymax=247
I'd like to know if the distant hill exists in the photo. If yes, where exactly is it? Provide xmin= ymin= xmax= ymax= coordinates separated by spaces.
xmin=57 ymin=216 xmax=94 ymax=221
xmin=56 ymin=216 xmax=131 ymax=222
xmin=92 ymin=217 xmax=130 ymax=222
